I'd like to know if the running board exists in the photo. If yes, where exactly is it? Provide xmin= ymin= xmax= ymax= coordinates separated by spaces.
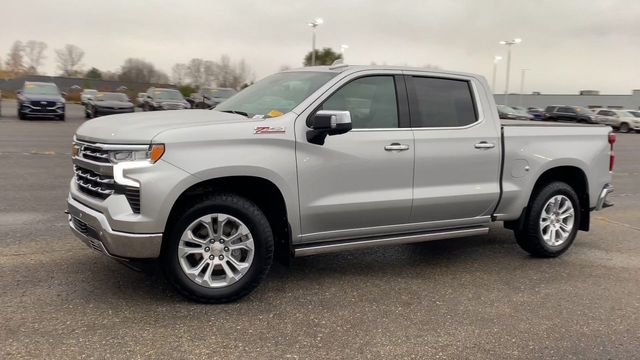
xmin=293 ymin=226 xmax=489 ymax=257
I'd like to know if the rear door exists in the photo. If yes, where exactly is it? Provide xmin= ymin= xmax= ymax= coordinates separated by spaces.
xmin=404 ymin=73 xmax=501 ymax=227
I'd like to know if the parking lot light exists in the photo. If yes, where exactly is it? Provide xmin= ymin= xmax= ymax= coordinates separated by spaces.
xmin=499 ymin=38 xmax=523 ymax=106
xmin=340 ymin=44 xmax=349 ymax=62
xmin=492 ymin=56 xmax=503 ymax=92
xmin=308 ymin=18 xmax=324 ymax=66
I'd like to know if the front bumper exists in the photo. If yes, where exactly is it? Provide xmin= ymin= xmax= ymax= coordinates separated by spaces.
xmin=22 ymin=104 xmax=64 ymax=116
xmin=95 ymin=107 xmax=135 ymax=116
xmin=595 ymin=184 xmax=614 ymax=210
xmin=67 ymin=194 xmax=163 ymax=258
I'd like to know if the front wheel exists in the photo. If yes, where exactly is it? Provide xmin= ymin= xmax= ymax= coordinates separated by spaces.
xmin=619 ymin=123 xmax=630 ymax=133
xmin=514 ymin=181 xmax=580 ymax=257
xmin=162 ymin=193 xmax=274 ymax=303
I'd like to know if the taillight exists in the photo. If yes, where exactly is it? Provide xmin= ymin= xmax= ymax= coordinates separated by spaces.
xmin=608 ymin=132 xmax=616 ymax=172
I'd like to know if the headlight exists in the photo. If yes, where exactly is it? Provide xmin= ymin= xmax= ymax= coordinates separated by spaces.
xmin=57 ymin=102 xmax=64 ymax=107
xmin=109 ymin=144 xmax=165 ymax=164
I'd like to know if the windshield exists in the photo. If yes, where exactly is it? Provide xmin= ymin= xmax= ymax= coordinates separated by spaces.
xmin=203 ymin=88 xmax=237 ymax=99
xmin=23 ymin=83 xmax=60 ymax=96
xmin=95 ymin=93 xmax=129 ymax=102
xmin=629 ymin=111 xmax=640 ymax=118
xmin=153 ymin=89 xmax=184 ymax=101
xmin=215 ymin=71 xmax=337 ymax=117
xmin=497 ymin=105 xmax=516 ymax=114
xmin=615 ymin=110 xmax=634 ymax=117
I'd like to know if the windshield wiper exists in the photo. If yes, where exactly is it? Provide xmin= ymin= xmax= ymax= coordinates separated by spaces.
xmin=220 ymin=110 xmax=249 ymax=117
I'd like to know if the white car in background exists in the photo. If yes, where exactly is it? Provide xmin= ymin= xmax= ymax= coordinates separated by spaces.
xmin=136 ymin=93 xmax=147 ymax=108
xmin=80 ymin=89 xmax=98 ymax=105
xmin=593 ymin=109 xmax=640 ymax=133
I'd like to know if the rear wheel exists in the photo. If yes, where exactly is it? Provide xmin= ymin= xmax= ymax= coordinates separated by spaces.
xmin=162 ymin=193 xmax=274 ymax=303
xmin=619 ymin=123 xmax=630 ymax=133
xmin=514 ymin=181 xmax=580 ymax=257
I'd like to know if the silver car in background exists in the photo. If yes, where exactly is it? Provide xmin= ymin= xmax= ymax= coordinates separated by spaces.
xmin=594 ymin=109 xmax=640 ymax=133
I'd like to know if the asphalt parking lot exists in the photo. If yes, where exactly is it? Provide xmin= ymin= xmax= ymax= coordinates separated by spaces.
xmin=0 ymin=99 xmax=638 ymax=359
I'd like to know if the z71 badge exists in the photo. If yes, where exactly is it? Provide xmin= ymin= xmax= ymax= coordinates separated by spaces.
xmin=254 ymin=126 xmax=286 ymax=134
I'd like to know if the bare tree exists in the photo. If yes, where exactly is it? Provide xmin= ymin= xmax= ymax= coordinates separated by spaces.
xmin=23 ymin=40 xmax=47 ymax=74
xmin=4 ymin=41 xmax=26 ymax=74
xmin=186 ymin=58 xmax=205 ymax=87
xmin=55 ymin=44 xmax=85 ymax=76
xmin=119 ymin=58 xmax=168 ymax=83
xmin=214 ymin=55 xmax=251 ymax=89
xmin=171 ymin=63 xmax=188 ymax=85
xmin=203 ymin=60 xmax=216 ymax=87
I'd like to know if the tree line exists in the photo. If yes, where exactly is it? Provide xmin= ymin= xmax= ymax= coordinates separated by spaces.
xmin=1 ymin=40 xmax=253 ymax=90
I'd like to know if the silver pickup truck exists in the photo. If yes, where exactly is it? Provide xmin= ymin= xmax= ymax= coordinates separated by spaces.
xmin=67 ymin=65 xmax=616 ymax=303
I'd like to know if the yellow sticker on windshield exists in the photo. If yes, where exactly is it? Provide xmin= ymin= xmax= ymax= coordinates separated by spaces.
xmin=25 ymin=84 xmax=34 ymax=88
xmin=267 ymin=109 xmax=284 ymax=118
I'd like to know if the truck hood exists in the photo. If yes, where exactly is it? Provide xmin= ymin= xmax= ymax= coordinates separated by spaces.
xmin=75 ymin=109 xmax=247 ymax=143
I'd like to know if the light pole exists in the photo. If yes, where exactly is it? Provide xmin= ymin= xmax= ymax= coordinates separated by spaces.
xmin=308 ymin=18 xmax=324 ymax=66
xmin=340 ymin=44 xmax=349 ymax=62
xmin=499 ymin=38 xmax=522 ymax=106
xmin=492 ymin=55 xmax=502 ymax=93
xmin=519 ymin=68 xmax=530 ymax=106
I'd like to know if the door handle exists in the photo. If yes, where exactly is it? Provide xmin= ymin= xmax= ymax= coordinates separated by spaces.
xmin=384 ymin=143 xmax=410 ymax=151
xmin=474 ymin=141 xmax=495 ymax=149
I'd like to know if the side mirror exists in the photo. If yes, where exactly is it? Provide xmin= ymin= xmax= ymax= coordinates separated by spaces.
xmin=306 ymin=110 xmax=352 ymax=145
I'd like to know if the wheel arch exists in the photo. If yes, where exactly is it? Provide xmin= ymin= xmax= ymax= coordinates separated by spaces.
xmin=531 ymin=165 xmax=590 ymax=231
xmin=164 ymin=175 xmax=293 ymax=263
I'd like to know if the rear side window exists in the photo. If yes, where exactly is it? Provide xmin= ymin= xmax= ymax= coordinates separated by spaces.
xmin=544 ymin=106 xmax=556 ymax=113
xmin=409 ymin=77 xmax=477 ymax=128
xmin=557 ymin=107 xmax=575 ymax=113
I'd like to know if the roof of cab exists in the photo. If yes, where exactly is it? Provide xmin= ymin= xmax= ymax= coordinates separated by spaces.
xmin=282 ymin=64 xmax=482 ymax=79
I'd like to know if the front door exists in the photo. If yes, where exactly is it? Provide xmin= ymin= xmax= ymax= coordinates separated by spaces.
xmin=295 ymin=73 xmax=414 ymax=243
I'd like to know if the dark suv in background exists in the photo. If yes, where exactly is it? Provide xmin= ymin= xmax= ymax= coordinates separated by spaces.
xmin=142 ymin=88 xmax=190 ymax=111
xmin=544 ymin=105 xmax=596 ymax=123
xmin=16 ymin=82 xmax=66 ymax=120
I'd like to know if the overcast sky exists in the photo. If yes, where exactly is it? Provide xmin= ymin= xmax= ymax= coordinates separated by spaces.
xmin=2 ymin=0 xmax=639 ymax=94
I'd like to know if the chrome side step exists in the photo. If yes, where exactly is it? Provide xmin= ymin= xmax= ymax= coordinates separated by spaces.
xmin=293 ymin=226 xmax=489 ymax=257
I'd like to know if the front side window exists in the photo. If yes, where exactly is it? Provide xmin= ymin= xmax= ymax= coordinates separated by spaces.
xmin=557 ymin=107 xmax=575 ymax=113
xmin=320 ymin=76 xmax=398 ymax=129
xmin=409 ymin=77 xmax=477 ymax=127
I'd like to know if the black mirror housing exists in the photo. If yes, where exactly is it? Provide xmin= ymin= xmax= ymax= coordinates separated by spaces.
xmin=306 ymin=110 xmax=352 ymax=145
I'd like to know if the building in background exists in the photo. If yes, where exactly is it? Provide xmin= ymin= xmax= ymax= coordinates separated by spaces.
xmin=0 ymin=75 xmax=175 ymax=96
xmin=495 ymin=90 xmax=640 ymax=110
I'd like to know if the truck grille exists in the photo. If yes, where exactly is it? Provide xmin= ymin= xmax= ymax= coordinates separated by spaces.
xmin=74 ymin=165 xmax=115 ymax=199
xmin=79 ymin=144 xmax=110 ymax=163
xmin=162 ymin=102 xmax=184 ymax=110
xmin=30 ymin=100 xmax=56 ymax=108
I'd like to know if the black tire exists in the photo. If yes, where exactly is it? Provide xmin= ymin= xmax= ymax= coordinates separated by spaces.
xmin=619 ymin=123 xmax=630 ymax=133
xmin=514 ymin=181 xmax=581 ymax=258
xmin=161 ymin=193 xmax=274 ymax=303
xmin=57 ymin=113 xmax=65 ymax=121
xmin=18 ymin=110 xmax=26 ymax=120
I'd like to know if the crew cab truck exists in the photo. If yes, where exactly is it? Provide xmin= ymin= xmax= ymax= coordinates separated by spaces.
xmin=68 ymin=66 xmax=615 ymax=303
